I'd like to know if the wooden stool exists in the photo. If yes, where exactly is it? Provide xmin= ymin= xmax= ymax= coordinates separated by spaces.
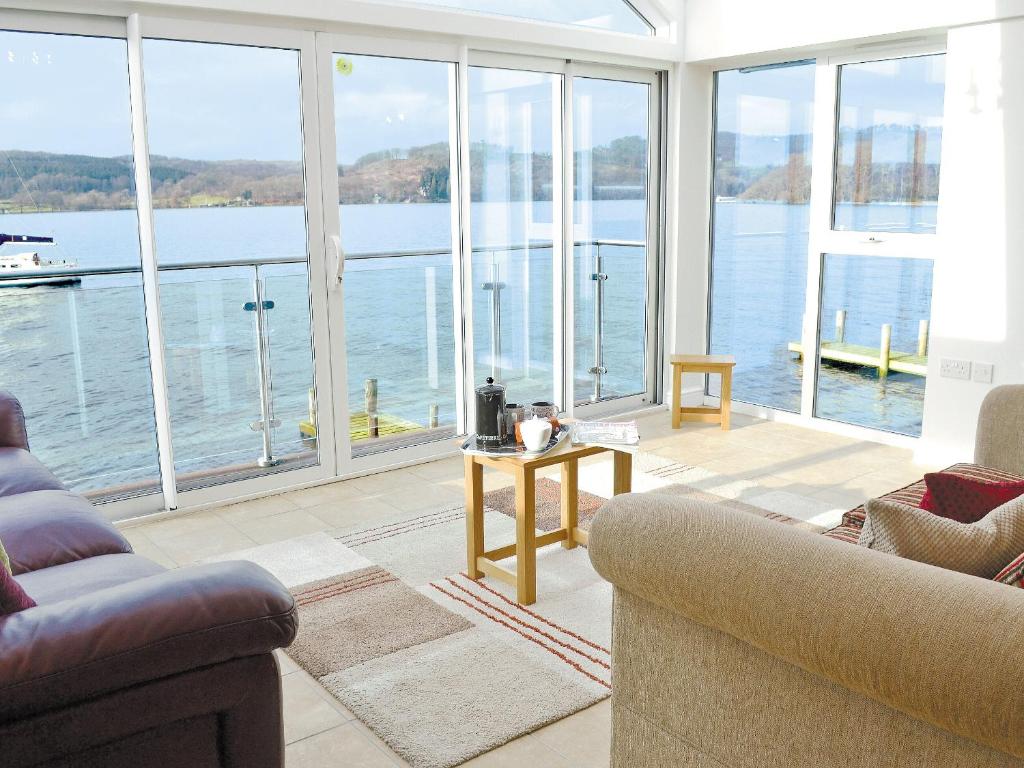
xmin=669 ymin=354 xmax=736 ymax=430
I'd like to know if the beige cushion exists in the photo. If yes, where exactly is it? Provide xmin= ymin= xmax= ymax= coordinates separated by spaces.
xmin=859 ymin=495 xmax=1024 ymax=578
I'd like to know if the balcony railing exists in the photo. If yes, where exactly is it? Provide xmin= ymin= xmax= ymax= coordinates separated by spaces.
xmin=0 ymin=238 xmax=644 ymax=499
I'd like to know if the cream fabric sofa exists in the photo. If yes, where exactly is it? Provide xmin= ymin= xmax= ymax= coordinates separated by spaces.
xmin=589 ymin=385 xmax=1024 ymax=767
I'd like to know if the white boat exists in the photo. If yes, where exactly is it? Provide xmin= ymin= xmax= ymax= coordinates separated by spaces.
xmin=0 ymin=234 xmax=81 ymax=287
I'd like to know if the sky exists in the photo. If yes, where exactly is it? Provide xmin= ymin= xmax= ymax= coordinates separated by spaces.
xmin=1 ymin=30 xmax=649 ymax=166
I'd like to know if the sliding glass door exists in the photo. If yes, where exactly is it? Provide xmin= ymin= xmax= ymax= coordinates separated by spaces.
xmin=327 ymin=50 xmax=460 ymax=457
xmin=571 ymin=74 xmax=656 ymax=407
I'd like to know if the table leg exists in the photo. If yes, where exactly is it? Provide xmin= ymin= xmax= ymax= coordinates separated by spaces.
xmin=464 ymin=455 xmax=484 ymax=580
xmin=515 ymin=466 xmax=537 ymax=605
xmin=720 ymin=367 xmax=733 ymax=431
xmin=671 ymin=363 xmax=682 ymax=429
xmin=560 ymin=458 xmax=579 ymax=549
xmin=613 ymin=450 xmax=633 ymax=495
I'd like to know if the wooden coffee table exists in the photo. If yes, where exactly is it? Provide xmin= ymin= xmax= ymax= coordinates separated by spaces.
xmin=463 ymin=441 xmax=632 ymax=605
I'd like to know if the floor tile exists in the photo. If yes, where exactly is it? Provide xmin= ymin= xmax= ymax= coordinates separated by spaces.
xmin=533 ymin=699 xmax=611 ymax=768
xmin=286 ymin=723 xmax=399 ymax=768
xmin=458 ymin=733 xmax=574 ymax=768
xmin=233 ymin=508 xmax=331 ymax=545
xmin=282 ymin=672 xmax=349 ymax=744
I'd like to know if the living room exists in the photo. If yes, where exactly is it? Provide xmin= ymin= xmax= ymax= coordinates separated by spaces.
xmin=2 ymin=0 xmax=1024 ymax=766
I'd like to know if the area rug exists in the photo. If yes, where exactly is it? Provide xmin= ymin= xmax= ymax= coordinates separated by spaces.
xmin=207 ymin=452 xmax=846 ymax=768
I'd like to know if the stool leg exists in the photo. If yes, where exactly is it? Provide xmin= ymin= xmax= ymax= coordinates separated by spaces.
xmin=671 ymin=364 xmax=682 ymax=429
xmin=720 ymin=368 xmax=732 ymax=431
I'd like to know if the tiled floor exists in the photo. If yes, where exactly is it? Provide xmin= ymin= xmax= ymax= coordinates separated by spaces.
xmin=120 ymin=409 xmax=939 ymax=767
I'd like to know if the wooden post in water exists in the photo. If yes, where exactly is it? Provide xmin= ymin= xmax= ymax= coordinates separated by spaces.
xmin=364 ymin=378 xmax=379 ymax=438
xmin=879 ymin=324 xmax=892 ymax=379
xmin=429 ymin=404 xmax=439 ymax=429
xmin=918 ymin=319 xmax=929 ymax=357
xmin=835 ymin=309 xmax=847 ymax=343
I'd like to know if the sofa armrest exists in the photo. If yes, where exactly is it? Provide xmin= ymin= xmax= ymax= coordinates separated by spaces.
xmin=589 ymin=493 xmax=1024 ymax=759
xmin=0 ymin=392 xmax=29 ymax=451
xmin=0 ymin=560 xmax=297 ymax=721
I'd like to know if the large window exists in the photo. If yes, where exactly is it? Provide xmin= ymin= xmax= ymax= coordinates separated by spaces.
xmin=708 ymin=62 xmax=816 ymax=412
xmin=0 ymin=30 xmax=160 ymax=498
xmin=709 ymin=52 xmax=943 ymax=436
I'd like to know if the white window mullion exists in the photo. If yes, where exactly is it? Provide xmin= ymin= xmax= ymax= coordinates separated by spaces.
xmin=555 ymin=66 xmax=572 ymax=414
xmin=801 ymin=57 xmax=839 ymax=420
xmin=451 ymin=47 xmax=474 ymax=434
xmin=126 ymin=14 xmax=177 ymax=510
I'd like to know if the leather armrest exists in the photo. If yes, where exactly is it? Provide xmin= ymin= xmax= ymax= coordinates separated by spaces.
xmin=0 ymin=561 xmax=297 ymax=721
xmin=0 ymin=392 xmax=29 ymax=451
xmin=589 ymin=493 xmax=1024 ymax=760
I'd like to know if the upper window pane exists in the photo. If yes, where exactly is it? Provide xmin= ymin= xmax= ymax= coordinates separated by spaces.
xmin=833 ymin=54 xmax=945 ymax=234
xmin=399 ymin=0 xmax=652 ymax=35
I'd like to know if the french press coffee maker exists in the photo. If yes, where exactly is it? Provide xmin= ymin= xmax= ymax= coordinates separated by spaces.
xmin=474 ymin=377 xmax=508 ymax=446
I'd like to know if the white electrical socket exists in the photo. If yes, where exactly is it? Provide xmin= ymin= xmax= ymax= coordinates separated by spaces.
xmin=940 ymin=358 xmax=972 ymax=380
xmin=974 ymin=362 xmax=995 ymax=383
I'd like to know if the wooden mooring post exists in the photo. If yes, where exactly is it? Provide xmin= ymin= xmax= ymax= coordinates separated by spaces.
xmin=835 ymin=309 xmax=847 ymax=343
xmin=918 ymin=319 xmax=930 ymax=357
xmin=878 ymin=324 xmax=892 ymax=379
xmin=428 ymin=404 xmax=439 ymax=429
xmin=364 ymin=378 xmax=379 ymax=438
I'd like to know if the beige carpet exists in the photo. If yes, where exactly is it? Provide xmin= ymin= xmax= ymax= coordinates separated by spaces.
xmin=208 ymin=453 xmax=842 ymax=768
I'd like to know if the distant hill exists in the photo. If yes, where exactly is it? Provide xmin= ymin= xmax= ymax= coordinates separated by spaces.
xmin=0 ymin=136 xmax=648 ymax=213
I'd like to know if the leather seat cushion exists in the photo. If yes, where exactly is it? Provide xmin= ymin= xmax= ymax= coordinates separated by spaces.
xmin=0 ymin=447 xmax=64 ymax=498
xmin=0 ymin=490 xmax=132 ymax=575
xmin=16 ymin=553 xmax=166 ymax=606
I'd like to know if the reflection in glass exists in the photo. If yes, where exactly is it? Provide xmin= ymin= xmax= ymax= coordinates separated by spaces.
xmin=333 ymin=53 xmax=458 ymax=455
xmin=572 ymin=77 xmax=650 ymax=405
xmin=0 ymin=31 xmax=160 ymax=498
xmin=143 ymin=39 xmax=317 ymax=485
xmin=469 ymin=67 xmax=559 ymax=406
xmin=834 ymin=54 xmax=945 ymax=233
xmin=708 ymin=62 xmax=815 ymax=412
xmin=814 ymin=254 xmax=933 ymax=435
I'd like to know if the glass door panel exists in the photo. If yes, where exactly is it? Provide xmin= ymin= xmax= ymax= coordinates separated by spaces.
xmin=707 ymin=62 xmax=816 ymax=412
xmin=572 ymin=76 xmax=651 ymax=405
xmin=468 ymin=66 xmax=559 ymax=406
xmin=0 ymin=30 xmax=160 ymax=500
xmin=814 ymin=254 xmax=934 ymax=435
xmin=142 ymin=39 xmax=318 ymax=489
xmin=330 ymin=53 xmax=458 ymax=456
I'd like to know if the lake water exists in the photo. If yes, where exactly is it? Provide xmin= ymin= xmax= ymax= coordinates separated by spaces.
xmin=0 ymin=200 xmax=933 ymax=494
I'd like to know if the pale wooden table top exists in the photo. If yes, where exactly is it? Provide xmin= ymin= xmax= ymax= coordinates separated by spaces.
xmin=669 ymin=354 xmax=736 ymax=367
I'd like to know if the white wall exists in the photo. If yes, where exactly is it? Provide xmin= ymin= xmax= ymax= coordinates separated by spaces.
xmin=685 ymin=0 xmax=1024 ymax=64
xmin=919 ymin=18 xmax=1024 ymax=464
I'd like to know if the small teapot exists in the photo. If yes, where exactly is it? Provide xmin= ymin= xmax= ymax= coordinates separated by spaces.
xmin=519 ymin=415 xmax=553 ymax=452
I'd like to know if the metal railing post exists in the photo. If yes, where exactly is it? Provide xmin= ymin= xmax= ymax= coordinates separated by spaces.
xmin=246 ymin=266 xmax=281 ymax=467
xmin=590 ymin=244 xmax=608 ymax=402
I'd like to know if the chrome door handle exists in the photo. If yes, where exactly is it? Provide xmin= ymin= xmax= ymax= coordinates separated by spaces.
xmin=330 ymin=234 xmax=344 ymax=283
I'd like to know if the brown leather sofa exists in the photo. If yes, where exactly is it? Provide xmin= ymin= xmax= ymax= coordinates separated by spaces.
xmin=0 ymin=391 xmax=298 ymax=768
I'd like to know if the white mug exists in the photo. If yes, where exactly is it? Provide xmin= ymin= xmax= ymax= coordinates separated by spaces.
xmin=520 ymin=415 xmax=553 ymax=451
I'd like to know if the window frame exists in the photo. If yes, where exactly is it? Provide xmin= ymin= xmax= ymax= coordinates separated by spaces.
xmin=706 ymin=41 xmax=946 ymax=446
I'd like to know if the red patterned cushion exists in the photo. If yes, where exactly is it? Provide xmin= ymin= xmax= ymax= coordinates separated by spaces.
xmin=919 ymin=471 xmax=1024 ymax=523
xmin=0 ymin=564 xmax=35 ymax=614
xmin=823 ymin=463 xmax=1024 ymax=544
xmin=995 ymin=551 xmax=1024 ymax=587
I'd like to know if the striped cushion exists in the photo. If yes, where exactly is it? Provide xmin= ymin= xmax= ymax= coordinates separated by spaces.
xmin=995 ymin=551 xmax=1024 ymax=587
xmin=822 ymin=463 xmax=1024 ymax=544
